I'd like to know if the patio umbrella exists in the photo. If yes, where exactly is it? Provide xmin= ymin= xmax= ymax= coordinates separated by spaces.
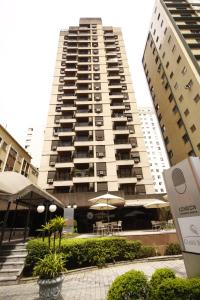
xmin=89 ymin=193 xmax=125 ymax=205
xmin=144 ymin=199 xmax=169 ymax=209
xmin=90 ymin=203 xmax=116 ymax=211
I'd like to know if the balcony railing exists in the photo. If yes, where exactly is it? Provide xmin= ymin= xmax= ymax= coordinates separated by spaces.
xmin=54 ymin=174 xmax=72 ymax=181
xmin=114 ymin=140 xmax=129 ymax=144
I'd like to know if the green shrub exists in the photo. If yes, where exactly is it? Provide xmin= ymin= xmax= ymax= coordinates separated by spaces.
xmin=149 ymin=268 xmax=176 ymax=300
xmin=107 ymin=270 xmax=148 ymax=300
xmin=33 ymin=253 xmax=66 ymax=279
xmin=165 ymin=243 xmax=182 ymax=255
xmin=25 ymin=237 xmax=156 ymax=275
xmin=187 ymin=278 xmax=200 ymax=300
xmin=137 ymin=245 xmax=156 ymax=259
xmin=24 ymin=239 xmax=49 ymax=276
xmin=155 ymin=278 xmax=190 ymax=300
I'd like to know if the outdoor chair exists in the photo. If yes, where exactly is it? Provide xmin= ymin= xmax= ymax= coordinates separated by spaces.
xmin=151 ymin=220 xmax=161 ymax=231
xmin=112 ymin=221 xmax=122 ymax=234
xmin=96 ymin=221 xmax=107 ymax=235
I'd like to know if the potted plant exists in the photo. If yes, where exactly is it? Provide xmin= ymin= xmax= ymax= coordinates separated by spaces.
xmin=33 ymin=252 xmax=66 ymax=300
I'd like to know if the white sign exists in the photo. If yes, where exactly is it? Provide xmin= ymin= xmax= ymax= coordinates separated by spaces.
xmin=178 ymin=216 xmax=200 ymax=254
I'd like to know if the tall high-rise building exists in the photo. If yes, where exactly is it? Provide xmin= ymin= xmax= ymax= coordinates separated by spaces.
xmin=142 ymin=0 xmax=200 ymax=166
xmin=39 ymin=18 xmax=154 ymax=210
xmin=138 ymin=107 xmax=169 ymax=193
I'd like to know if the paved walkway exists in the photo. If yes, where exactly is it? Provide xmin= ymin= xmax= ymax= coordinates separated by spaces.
xmin=0 ymin=259 xmax=185 ymax=300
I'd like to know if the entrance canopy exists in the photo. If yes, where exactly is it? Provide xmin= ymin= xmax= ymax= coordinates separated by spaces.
xmin=0 ymin=172 xmax=64 ymax=209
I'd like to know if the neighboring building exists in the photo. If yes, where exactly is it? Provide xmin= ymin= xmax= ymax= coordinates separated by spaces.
xmin=139 ymin=107 xmax=169 ymax=193
xmin=142 ymin=0 xmax=200 ymax=166
xmin=0 ymin=124 xmax=38 ymax=183
xmin=39 ymin=18 xmax=156 ymax=231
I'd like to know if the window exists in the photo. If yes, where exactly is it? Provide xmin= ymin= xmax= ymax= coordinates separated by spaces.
xmin=157 ymin=13 xmax=160 ymax=20
xmin=191 ymin=124 xmax=196 ymax=133
xmin=153 ymin=29 xmax=156 ymax=35
xmin=168 ymin=150 xmax=173 ymax=159
xmin=184 ymin=108 xmax=190 ymax=117
xmin=177 ymin=55 xmax=181 ymax=64
xmin=156 ymin=36 xmax=159 ymax=43
xmin=162 ymin=52 xmax=165 ymax=59
xmin=194 ymin=94 xmax=200 ymax=103
xmin=2 ymin=142 xmax=7 ymax=151
xmin=179 ymin=95 xmax=183 ymax=102
xmin=197 ymin=143 xmax=200 ymax=151
xmin=181 ymin=66 xmax=187 ymax=75
xmin=172 ymin=105 xmax=178 ymax=114
xmin=164 ymin=136 xmax=169 ymax=145
xmin=166 ymin=61 xmax=169 ymax=68
xmin=174 ymin=82 xmax=178 ymax=89
xmin=185 ymin=80 xmax=193 ymax=89
xmin=182 ymin=133 xmax=189 ymax=144
xmin=172 ymin=45 xmax=176 ymax=53
xmin=161 ymin=20 xmax=163 ymax=27
xmin=170 ymin=72 xmax=174 ymax=79
xmin=164 ymin=27 xmax=167 ymax=35
xmin=177 ymin=118 xmax=183 ymax=128
xmin=168 ymin=36 xmax=171 ymax=43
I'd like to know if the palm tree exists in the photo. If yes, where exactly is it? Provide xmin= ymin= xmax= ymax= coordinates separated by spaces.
xmin=50 ymin=216 xmax=65 ymax=251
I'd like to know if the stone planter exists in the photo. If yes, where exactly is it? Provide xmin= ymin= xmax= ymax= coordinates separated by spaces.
xmin=38 ymin=275 xmax=64 ymax=300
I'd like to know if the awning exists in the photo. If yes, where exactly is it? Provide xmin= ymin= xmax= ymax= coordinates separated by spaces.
xmin=125 ymin=198 xmax=168 ymax=207
xmin=0 ymin=172 xmax=64 ymax=209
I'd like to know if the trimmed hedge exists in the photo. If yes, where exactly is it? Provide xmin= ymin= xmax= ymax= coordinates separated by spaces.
xmin=149 ymin=268 xmax=176 ymax=300
xmin=165 ymin=243 xmax=182 ymax=256
xmin=107 ymin=268 xmax=200 ymax=300
xmin=107 ymin=270 xmax=148 ymax=300
xmin=25 ymin=237 xmax=156 ymax=275
xmin=154 ymin=278 xmax=190 ymax=300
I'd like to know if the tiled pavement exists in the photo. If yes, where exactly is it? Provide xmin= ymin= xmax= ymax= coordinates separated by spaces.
xmin=0 ymin=259 xmax=185 ymax=300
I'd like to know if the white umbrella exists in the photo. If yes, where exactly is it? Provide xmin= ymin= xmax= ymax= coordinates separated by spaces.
xmin=144 ymin=199 xmax=170 ymax=209
xmin=89 ymin=193 xmax=125 ymax=205
xmin=90 ymin=203 xmax=116 ymax=211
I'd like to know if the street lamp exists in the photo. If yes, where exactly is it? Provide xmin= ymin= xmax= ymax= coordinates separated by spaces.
xmin=37 ymin=204 xmax=57 ymax=213
xmin=67 ymin=204 xmax=77 ymax=209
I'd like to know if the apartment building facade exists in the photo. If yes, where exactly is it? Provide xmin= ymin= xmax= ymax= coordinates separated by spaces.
xmin=0 ymin=124 xmax=38 ymax=183
xmin=39 ymin=18 xmax=154 ymax=213
xmin=143 ymin=0 xmax=200 ymax=166
xmin=139 ymin=107 xmax=169 ymax=193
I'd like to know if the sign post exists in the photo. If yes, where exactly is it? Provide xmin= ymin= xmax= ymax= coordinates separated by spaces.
xmin=163 ymin=157 xmax=200 ymax=277
xmin=63 ymin=207 xmax=74 ymax=233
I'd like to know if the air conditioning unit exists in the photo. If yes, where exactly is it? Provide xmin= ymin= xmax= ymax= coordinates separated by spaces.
xmin=132 ymin=142 xmax=137 ymax=148
xmin=55 ymin=119 xmax=60 ymax=124
xmin=129 ymin=130 xmax=134 ymax=134
xmin=52 ymin=146 xmax=57 ymax=151
xmin=95 ymin=86 xmax=100 ymax=90
xmin=97 ymin=136 xmax=103 ymax=141
xmin=88 ymin=75 xmax=92 ymax=80
xmin=96 ymin=108 xmax=101 ymax=113
xmin=98 ymin=152 xmax=104 ymax=158
xmin=134 ymin=158 xmax=140 ymax=163
xmin=96 ymin=121 xmax=103 ymax=126
xmin=50 ymin=162 xmax=55 ymax=166
xmin=95 ymin=96 xmax=100 ymax=101
xmin=54 ymin=132 xmax=58 ymax=136
xmin=136 ymin=175 xmax=143 ymax=180
xmin=99 ymin=170 xmax=105 ymax=176
xmin=47 ymin=179 xmax=54 ymax=184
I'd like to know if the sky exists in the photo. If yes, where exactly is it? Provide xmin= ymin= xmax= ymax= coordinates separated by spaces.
xmin=0 ymin=0 xmax=155 ymax=166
